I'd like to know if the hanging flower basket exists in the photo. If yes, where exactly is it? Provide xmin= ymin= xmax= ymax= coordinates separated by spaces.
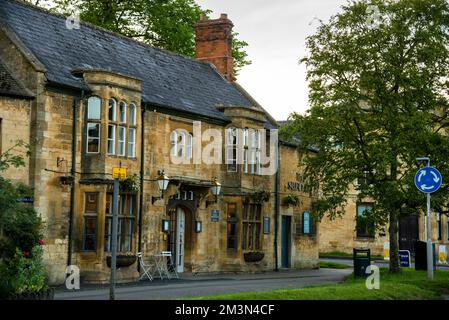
xmin=244 ymin=251 xmax=265 ymax=263
xmin=282 ymin=194 xmax=300 ymax=207
xmin=106 ymin=255 xmax=137 ymax=268
xmin=59 ymin=176 xmax=74 ymax=186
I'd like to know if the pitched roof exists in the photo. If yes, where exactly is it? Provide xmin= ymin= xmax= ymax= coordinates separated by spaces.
xmin=0 ymin=0 xmax=258 ymax=122
xmin=0 ymin=58 xmax=34 ymax=99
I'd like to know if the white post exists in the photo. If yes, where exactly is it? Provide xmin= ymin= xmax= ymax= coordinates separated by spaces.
xmin=426 ymin=192 xmax=434 ymax=280
xmin=110 ymin=178 xmax=120 ymax=299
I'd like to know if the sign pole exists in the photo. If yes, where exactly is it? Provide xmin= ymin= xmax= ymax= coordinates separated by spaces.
xmin=110 ymin=178 xmax=120 ymax=300
xmin=426 ymin=192 xmax=434 ymax=280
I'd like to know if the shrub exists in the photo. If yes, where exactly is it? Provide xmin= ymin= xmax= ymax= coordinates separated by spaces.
xmin=0 ymin=246 xmax=48 ymax=298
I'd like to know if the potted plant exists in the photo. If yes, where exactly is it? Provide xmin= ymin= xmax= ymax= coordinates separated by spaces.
xmin=282 ymin=194 xmax=300 ymax=207
xmin=243 ymin=251 xmax=265 ymax=263
xmin=120 ymin=174 xmax=140 ymax=193
xmin=106 ymin=253 xmax=137 ymax=268
xmin=253 ymin=189 xmax=270 ymax=203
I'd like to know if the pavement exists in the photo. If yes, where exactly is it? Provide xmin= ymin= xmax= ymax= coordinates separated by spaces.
xmin=55 ymin=268 xmax=352 ymax=300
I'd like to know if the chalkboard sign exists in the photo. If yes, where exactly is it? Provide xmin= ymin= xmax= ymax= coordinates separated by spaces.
xmin=303 ymin=211 xmax=310 ymax=234
xmin=211 ymin=210 xmax=219 ymax=222
xmin=263 ymin=217 xmax=270 ymax=234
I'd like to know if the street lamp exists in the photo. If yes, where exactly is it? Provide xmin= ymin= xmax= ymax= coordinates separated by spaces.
xmin=152 ymin=170 xmax=170 ymax=204
xmin=211 ymin=178 xmax=221 ymax=199
xmin=206 ymin=178 xmax=222 ymax=208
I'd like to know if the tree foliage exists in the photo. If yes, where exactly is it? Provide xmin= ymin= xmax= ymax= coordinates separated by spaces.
xmin=27 ymin=0 xmax=251 ymax=75
xmin=282 ymin=0 xmax=449 ymax=272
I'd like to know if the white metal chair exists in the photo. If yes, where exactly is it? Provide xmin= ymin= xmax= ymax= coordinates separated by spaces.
xmin=161 ymin=251 xmax=179 ymax=280
xmin=137 ymin=252 xmax=153 ymax=281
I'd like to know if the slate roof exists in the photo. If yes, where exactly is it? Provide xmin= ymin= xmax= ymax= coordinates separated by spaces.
xmin=0 ymin=59 xmax=33 ymax=98
xmin=0 ymin=0 xmax=259 ymax=122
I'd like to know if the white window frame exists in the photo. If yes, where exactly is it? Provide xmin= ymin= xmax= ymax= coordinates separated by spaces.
xmin=86 ymin=122 xmax=101 ymax=154
xmin=118 ymin=126 xmax=126 ymax=156
xmin=187 ymin=133 xmax=193 ymax=160
xmin=129 ymin=103 xmax=137 ymax=126
xmin=87 ymin=96 xmax=101 ymax=120
xmin=107 ymin=124 xmax=116 ymax=155
xmin=243 ymin=128 xmax=249 ymax=173
xmin=178 ymin=131 xmax=186 ymax=158
xmin=119 ymin=101 xmax=127 ymax=123
xmin=226 ymin=128 xmax=238 ymax=172
xmin=108 ymin=98 xmax=116 ymax=121
xmin=128 ymin=127 xmax=136 ymax=158
xmin=170 ymin=131 xmax=178 ymax=157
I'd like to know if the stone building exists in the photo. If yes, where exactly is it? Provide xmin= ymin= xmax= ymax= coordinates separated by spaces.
xmin=319 ymin=194 xmax=449 ymax=258
xmin=0 ymin=0 xmax=319 ymax=284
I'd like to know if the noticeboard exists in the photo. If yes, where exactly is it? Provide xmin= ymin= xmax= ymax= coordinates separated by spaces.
xmin=211 ymin=210 xmax=219 ymax=222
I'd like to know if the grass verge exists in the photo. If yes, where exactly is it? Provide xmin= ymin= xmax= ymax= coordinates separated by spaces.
xmin=191 ymin=269 xmax=449 ymax=300
xmin=319 ymin=261 xmax=351 ymax=269
xmin=320 ymin=251 xmax=384 ymax=260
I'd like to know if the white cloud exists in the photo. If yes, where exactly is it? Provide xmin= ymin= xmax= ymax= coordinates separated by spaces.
xmin=197 ymin=0 xmax=348 ymax=120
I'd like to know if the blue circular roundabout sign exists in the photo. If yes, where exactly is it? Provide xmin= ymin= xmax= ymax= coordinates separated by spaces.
xmin=414 ymin=166 xmax=442 ymax=194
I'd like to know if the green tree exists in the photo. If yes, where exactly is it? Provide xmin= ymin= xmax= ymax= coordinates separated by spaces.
xmin=32 ymin=0 xmax=251 ymax=75
xmin=282 ymin=0 xmax=449 ymax=273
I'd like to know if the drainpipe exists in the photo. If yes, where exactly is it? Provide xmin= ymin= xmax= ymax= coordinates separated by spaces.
xmin=67 ymin=90 xmax=83 ymax=268
xmin=274 ymin=141 xmax=280 ymax=271
xmin=137 ymin=104 xmax=146 ymax=268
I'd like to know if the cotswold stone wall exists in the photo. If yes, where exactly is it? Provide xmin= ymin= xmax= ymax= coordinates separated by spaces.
xmin=279 ymin=144 xmax=319 ymax=269
xmin=0 ymin=97 xmax=31 ymax=184
xmin=318 ymin=195 xmax=388 ymax=256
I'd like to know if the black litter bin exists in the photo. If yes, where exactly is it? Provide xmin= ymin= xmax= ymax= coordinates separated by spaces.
xmin=414 ymin=241 xmax=436 ymax=271
xmin=353 ymin=248 xmax=371 ymax=278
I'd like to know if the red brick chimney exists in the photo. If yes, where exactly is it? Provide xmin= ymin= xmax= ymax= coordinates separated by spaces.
xmin=195 ymin=14 xmax=235 ymax=82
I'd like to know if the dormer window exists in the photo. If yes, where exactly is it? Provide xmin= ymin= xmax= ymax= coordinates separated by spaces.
xmin=86 ymin=96 xmax=101 ymax=153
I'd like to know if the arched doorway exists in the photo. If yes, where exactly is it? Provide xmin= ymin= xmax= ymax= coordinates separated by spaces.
xmin=167 ymin=206 xmax=193 ymax=273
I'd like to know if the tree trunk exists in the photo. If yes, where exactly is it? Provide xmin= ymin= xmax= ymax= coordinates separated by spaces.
xmin=389 ymin=209 xmax=400 ymax=273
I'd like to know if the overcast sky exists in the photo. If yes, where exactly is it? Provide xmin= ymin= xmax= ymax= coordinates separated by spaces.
xmin=197 ymin=0 xmax=348 ymax=121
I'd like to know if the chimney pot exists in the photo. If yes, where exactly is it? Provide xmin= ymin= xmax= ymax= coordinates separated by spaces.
xmin=195 ymin=14 xmax=235 ymax=82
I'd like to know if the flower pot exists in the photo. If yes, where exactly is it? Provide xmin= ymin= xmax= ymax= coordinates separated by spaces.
xmin=106 ymin=255 xmax=137 ymax=268
xmin=244 ymin=251 xmax=265 ymax=263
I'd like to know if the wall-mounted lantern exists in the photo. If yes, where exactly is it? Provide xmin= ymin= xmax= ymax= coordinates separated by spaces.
xmin=162 ymin=218 xmax=170 ymax=233
xmin=206 ymin=178 xmax=221 ymax=208
xmin=152 ymin=170 xmax=170 ymax=204
xmin=195 ymin=220 xmax=202 ymax=233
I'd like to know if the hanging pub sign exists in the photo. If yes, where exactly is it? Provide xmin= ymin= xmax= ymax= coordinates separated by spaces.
xmin=211 ymin=209 xmax=219 ymax=222
xmin=303 ymin=211 xmax=310 ymax=234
